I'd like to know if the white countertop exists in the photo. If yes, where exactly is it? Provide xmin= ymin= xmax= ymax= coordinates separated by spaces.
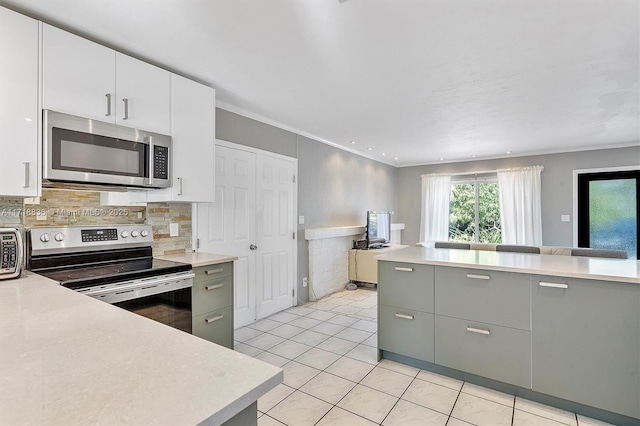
xmin=0 ymin=272 xmax=282 ymax=425
xmin=376 ymin=247 xmax=640 ymax=284
xmin=157 ymin=252 xmax=238 ymax=267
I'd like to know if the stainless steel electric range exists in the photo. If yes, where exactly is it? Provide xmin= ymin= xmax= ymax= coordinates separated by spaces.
xmin=28 ymin=224 xmax=194 ymax=333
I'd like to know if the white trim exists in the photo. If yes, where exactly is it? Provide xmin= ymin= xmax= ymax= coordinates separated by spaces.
xmin=216 ymin=138 xmax=297 ymax=162
xmin=572 ymin=165 xmax=640 ymax=247
xmin=216 ymin=101 xmax=303 ymax=136
xmin=400 ymin=142 xmax=639 ymax=168
xmin=216 ymin=101 xmax=396 ymax=166
xmin=305 ymin=226 xmax=365 ymax=240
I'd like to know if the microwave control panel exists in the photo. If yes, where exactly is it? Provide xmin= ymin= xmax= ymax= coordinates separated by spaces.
xmin=154 ymin=146 xmax=169 ymax=180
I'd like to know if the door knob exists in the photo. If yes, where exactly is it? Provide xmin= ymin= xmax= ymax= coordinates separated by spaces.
xmin=250 ymin=244 xmax=257 ymax=250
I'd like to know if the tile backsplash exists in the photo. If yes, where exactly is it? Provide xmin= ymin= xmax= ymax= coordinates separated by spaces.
xmin=0 ymin=189 xmax=192 ymax=256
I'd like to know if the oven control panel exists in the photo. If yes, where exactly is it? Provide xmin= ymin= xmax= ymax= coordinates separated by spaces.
xmin=30 ymin=224 xmax=154 ymax=253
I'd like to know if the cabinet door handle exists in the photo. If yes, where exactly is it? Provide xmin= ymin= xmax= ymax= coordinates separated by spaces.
xmin=205 ymin=314 xmax=224 ymax=323
xmin=205 ymin=283 xmax=224 ymax=291
xmin=177 ymin=177 xmax=183 ymax=195
xmin=539 ymin=281 xmax=569 ymax=289
xmin=146 ymin=135 xmax=154 ymax=186
xmin=105 ymin=93 xmax=112 ymax=116
xmin=205 ymin=268 xmax=224 ymax=275
xmin=122 ymin=98 xmax=129 ymax=120
xmin=395 ymin=313 xmax=414 ymax=320
xmin=23 ymin=162 xmax=30 ymax=188
xmin=467 ymin=326 xmax=491 ymax=335
xmin=394 ymin=267 xmax=413 ymax=272
xmin=467 ymin=273 xmax=490 ymax=280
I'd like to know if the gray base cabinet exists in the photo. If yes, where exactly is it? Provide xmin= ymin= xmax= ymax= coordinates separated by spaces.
xmin=379 ymin=305 xmax=434 ymax=362
xmin=532 ymin=275 xmax=640 ymax=419
xmin=435 ymin=315 xmax=531 ymax=388
xmin=378 ymin=258 xmax=640 ymax=422
xmin=378 ymin=262 xmax=435 ymax=363
xmin=192 ymin=262 xmax=234 ymax=348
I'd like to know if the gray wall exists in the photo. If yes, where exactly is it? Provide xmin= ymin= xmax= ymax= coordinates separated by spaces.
xmin=215 ymin=108 xmax=398 ymax=303
xmin=297 ymin=136 xmax=398 ymax=301
xmin=396 ymin=146 xmax=640 ymax=247
xmin=216 ymin=108 xmax=298 ymax=158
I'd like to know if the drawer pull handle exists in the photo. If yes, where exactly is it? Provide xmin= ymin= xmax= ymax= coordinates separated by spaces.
xmin=539 ymin=281 xmax=569 ymax=289
xmin=466 ymin=273 xmax=490 ymax=280
xmin=395 ymin=313 xmax=414 ymax=320
xmin=467 ymin=326 xmax=491 ymax=335
xmin=205 ymin=268 xmax=224 ymax=275
xmin=205 ymin=314 xmax=224 ymax=323
xmin=394 ymin=267 xmax=414 ymax=272
xmin=205 ymin=283 xmax=224 ymax=291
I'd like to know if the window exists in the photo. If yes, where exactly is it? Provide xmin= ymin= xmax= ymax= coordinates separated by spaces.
xmin=577 ymin=169 xmax=639 ymax=259
xmin=449 ymin=179 xmax=502 ymax=243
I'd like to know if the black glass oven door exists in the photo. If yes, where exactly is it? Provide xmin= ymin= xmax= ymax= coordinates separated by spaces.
xmin=114 ymin=287 xmax=192 ymax=333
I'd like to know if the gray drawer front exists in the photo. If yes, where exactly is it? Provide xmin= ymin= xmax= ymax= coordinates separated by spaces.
xmin=435 ymin=315 xmax=531 ymax=388
xmin=192 ymin=274 xmax=233 ymax=316
xmin=379 ymin=304 xmax=434 ymax=363
xmin=193 ymin=306 xmax=234 ymax=349
xmin=379 ymin=261 xmax=435 ymax=313
xmin=194 ymin=262 xmax=233 ymax=283
xmin=435 ymin=266 xmax=530 ymax=330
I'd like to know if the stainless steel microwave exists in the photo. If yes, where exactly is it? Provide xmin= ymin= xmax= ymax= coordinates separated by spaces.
xmin=43 ymin=110 xmax=171 ymax=188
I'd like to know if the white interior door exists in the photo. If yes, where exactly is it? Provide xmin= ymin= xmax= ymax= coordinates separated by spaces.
xmin=255 ymin=155 xmax=296 ymax=319
xmin=197 ymin=142 xmax=296 ymax=328
xmin=197 ymin=145 xmax=256 ymax=328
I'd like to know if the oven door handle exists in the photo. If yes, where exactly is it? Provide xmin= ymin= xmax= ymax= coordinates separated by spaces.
xmin=78 ymin=272 xmax=195 ymax=298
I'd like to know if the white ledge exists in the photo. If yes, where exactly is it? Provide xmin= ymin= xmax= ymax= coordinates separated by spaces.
xmin=305 ymin=226 xmax=365 ymax=240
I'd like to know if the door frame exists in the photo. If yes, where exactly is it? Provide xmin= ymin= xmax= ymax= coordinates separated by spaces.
xmin=192 ymin=138 xmax=298 ymax=307
xmin=572 ymin=165 xmax=640 ymax=247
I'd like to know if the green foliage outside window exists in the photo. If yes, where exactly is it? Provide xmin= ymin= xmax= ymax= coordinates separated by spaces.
xmin=449 ymin=182 xmax=502 ymax=243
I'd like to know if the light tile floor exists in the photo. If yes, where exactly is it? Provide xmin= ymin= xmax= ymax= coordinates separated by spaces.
xmin=234 ymin=287 xmax=612 ymax=426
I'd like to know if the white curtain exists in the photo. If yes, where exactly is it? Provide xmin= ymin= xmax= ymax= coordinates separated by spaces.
xmin=420 ymin=174 xmax=452 ymax=243
xmin=497 ymin=166 xmax=544 ymax=245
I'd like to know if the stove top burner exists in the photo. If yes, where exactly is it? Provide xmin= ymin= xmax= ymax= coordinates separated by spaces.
xmin=36 ymin=258 xmax=192 ymax=289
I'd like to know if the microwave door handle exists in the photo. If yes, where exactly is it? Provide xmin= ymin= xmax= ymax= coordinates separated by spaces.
xmin=147 ymin=136 xmax=154 ymax=186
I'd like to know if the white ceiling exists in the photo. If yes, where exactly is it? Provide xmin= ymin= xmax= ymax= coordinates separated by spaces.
xmin=2 ymin=0 xmax=639 ymax=167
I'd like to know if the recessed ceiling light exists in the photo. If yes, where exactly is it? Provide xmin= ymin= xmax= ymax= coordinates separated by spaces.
xmin=439 ymin=157 xmax=444 ymax=161
xmin=381 ymin=153 xmax=386 ymax=156
xmin=394 ymin=157 xmax=398 ymax=160
xmin=367 ymin=147 xmax=373 ymax=151
xmin=471 ymin=154 xmax=477 ymax=158
xmin=350 ymin=141 xmax=356 ymax=144
xmin=506 ymin=151 xmax=512 ymax=154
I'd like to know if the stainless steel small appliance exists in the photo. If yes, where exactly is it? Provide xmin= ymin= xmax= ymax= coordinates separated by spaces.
xmin=0 ymin=228 xmax=22 ymax=280
xmin=43 ymin=110 xmax=171 ymax=188
xmin=28 ymin=225 xmax=194 ymax=333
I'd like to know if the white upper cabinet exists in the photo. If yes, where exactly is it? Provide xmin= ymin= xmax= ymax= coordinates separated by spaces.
xmin=149 ymin=74 xmax=215 ymax=202
xmin=42 ymin=24 xmax=116 ymax=123
xmin=115 ymin=53 xmax=170 ymax=135
xmin=42 ymin=25 xmax=170 ymax=134
xmin=0 ymin=7 xmax=40 ymax=197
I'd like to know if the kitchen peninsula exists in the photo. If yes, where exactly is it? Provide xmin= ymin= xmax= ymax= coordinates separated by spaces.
xmin=376 ymin=247 xmax=640 ymax=425
xmin=0 ymin=273 xmax=282 ymax=425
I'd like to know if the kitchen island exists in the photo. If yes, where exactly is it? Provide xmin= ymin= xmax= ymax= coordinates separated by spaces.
xmin=0 ymin=272 xmax=282 ymax=425
xmin=376 ymin=247 xmax=640 ymax=425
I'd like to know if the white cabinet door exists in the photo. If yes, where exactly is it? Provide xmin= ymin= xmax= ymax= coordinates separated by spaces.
xmin=0 ymin=7 xmax=39 ymax=197
xmin=197 ymin=146 xmax=257 ymax=328
xmin=167 ymin=74 xmax=215 ymax=201
xmin=42 ymin=24 xmax=116 ymax=122
xmin=115 ymin=53 xmax=170 ymax=134
xmin=197 ymin=143 xmax=297 ymax=328
xmin=255 ymin=155 xmax=296 ymax=319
